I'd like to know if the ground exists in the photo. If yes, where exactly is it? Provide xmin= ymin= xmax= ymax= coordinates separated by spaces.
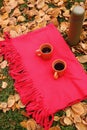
xmin=0 ymin=0 xmax=87 ymax=130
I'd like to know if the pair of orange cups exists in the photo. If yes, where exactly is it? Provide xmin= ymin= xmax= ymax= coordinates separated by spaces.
xmin=36 ymin=43 xmax=67 ymax=79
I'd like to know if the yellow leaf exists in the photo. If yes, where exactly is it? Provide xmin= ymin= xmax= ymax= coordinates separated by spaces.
xmin=49 ymin=126 xmax=61 ymax=130
xmin=18 ymin=100 xmax=25 ymax=108
xmin=54 ymin=116 xmax=60 ymax=121
xmin=76 ymin=123 xmax=87 ymax=130
xmin=71 ymin=103 xmax=84 ymax=115
xmin=20 ymin=120 xmax=27 ymax=128
xmin=27 ymin=119 xmax=37 ymax=130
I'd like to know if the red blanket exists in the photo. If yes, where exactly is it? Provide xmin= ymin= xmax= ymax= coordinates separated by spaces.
xmin=0 ymin=24 xmax=87 ymax=129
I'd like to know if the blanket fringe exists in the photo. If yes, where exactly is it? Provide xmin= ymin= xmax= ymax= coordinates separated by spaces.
xmin=0 ymin=34 xmax=54 ymax=130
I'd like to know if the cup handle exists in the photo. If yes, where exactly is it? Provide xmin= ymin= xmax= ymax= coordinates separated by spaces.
xmin=54 ymin=72 xmax=58 ymax=79
xmin=36 ymin=49 xmax=41 ymax=56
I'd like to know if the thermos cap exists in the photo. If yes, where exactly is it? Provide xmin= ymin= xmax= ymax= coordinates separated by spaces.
xmin=71 ymin=5 xmax=85 ymax=21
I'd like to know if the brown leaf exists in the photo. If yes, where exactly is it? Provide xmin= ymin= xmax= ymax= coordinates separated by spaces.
xmin=17 ymin=0 xmax=25 ymax=4
xmin=7 ymin=95 xmax=15 ymax=108
xmin=49 ymin=126 xmax=61 ymax=130
xmin=27 ymin=119 xmax=37 ymax=130
xmin=0 ymin=56 xmax=3 ymax=63
xmin=1 ymin=12 xmax=8 ymax=20
xmin=18 ymin=100 xmax=25 ymax=108
xmin=14 ymin=93 xmax=20 ymax=102
xmin=20 ymin=120 xmax=27 ymax=128
xmin=54 ymin=116 xmax=60 ymax=121
xmin=21 ymin=110 xmax=29 ymax=118
xmin=75 ymin=123 xmax=87 ymax=130
xmin=50 ymin=18 xmax=59 ymax=27
xmin=71 ymin=103 xmax=84 ymax=115
xmin=73 ymin=114 xmax=82 ymax=123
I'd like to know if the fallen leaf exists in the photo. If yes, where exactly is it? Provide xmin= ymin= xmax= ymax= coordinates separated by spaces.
xmin=14 ymin=93 xmax=20 ymax=102
xmin=0 ymin=60 xmax=8 ymax=69
xmin=20 ymin=120 xmax=27 ymax=128
xmin=7 ymin=95 xmax=15 ymax=108
xmin=71 ymin=103 xmax=84 ymax=115
xmin=50 ymin=18 xmax=59 ymax=27
xmin=73 ymin=114 xmax=82 ymax=123
xmin=65 ymin=108 xmax=72 ymax=117
xmin=17 ymin=16 xmax=25 ymax=22
xmin=49 ymin=126 xmax=61 ymax=130
xmin=76 ymin=55 xmax=87 ymax=63
xmin=27 ymin=119 xmax=37 ymax=130
xmin=60 ymin=22 xmax=69 ymax=32
xmin=0 ymin=56 xmax=3 ymax=63
xmin=1 ymin=12 xmax=8 ymax=20
xmin=18 ymin=100 xmax=25 ymax=108
xmin=0 ymin=102 xmax=7 ymax=109
xmin=57 ymin=1 xmax=64 ymax=6
xmin=15 ymin=103 xmax=20 ymax=109
xmin=36 ymin=0 xmax=45 ymax=9
xmin=12 ymin=8 xmax=21 ymax=17
xmin=1 ymin=81 xmax=8 ymax=89
xmin=54 ymin=116 xmax=60 ymax=121
xmin=8 ymin=0 xmax=18 ymax=10
xmin=21 ymin=110 xmax=29 ymax=118
xmin=63 ymin=117 xmax=73 ymax=125
xmin=17 ymin=0 xmax=25 ymax=4
xmin=10 ymin=30 xmax=18 ymax=38
xmin=76 ymin=123 xmax=87 ymax=130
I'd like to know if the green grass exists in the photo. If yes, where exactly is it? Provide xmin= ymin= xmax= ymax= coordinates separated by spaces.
xmin=0 ymin=0 xmax=3 ymax=8
xmin=0 ymin=67 xmax=15 ymax=102
xmin=0 ymin=109 xmax=27 ymax=130
xmin=60 ymin=125 xmax=76 ymax=130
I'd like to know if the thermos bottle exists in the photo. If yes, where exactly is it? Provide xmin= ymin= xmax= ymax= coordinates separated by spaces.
xmin=68 ymin=5 xmax=85 ymax=46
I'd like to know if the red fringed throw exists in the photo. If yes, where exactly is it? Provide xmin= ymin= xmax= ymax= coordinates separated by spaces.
xmin=0 ymin=24 xmax=87 ymax=129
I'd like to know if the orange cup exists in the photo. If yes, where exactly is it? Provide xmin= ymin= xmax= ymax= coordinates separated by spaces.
xmin=36 ymin=43 xmax=53 ymax=60
xmin=52 ymin=59 xmax=67 ymax=79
